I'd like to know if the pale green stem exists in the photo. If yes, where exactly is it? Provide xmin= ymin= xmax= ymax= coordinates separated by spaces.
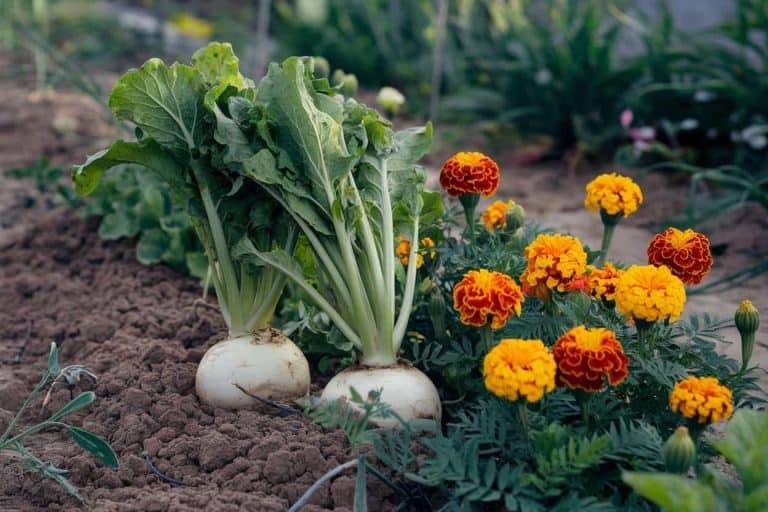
xmin=0 ymin=371 xmax=50 ymax=444
xmin=393 ymin=217 xmax=420 ymax=355
xmin=480 ymin=322 xmax=494 ymax=352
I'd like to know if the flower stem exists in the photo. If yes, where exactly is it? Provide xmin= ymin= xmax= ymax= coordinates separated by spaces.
xmin=575 ymin=390 xmax=592 ymax=427
xmin=635 ymin=319 xmax=656 ymax=358
xmin=480 ymin=321 xmax=494 ymax=352
xmin=516 ymin=400 xmax=532 ymax=456
xmin=459 ymin=193 xmax=480 ymax=256
xmin=597 ymin=211 xmax=621 ymax=266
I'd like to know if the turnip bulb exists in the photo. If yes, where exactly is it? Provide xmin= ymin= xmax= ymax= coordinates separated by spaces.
xmin=196 ymin=328 xmax=310 ymax=409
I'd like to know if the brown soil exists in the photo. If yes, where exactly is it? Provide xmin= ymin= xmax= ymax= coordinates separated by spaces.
xmin=0 ymin=212 xmax=397 ymax=511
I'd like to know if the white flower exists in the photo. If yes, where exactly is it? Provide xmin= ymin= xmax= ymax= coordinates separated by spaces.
xmin=376 ymin=87 xmax=405 ymax=115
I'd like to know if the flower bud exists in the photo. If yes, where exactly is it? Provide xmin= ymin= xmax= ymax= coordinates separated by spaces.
xmin=505 ymin=203 xmax=526 ymax=232
xmin=428 ymin=286 xmax=447 ymax=341
xmin=312 ymin=56 xmax=330 ymax=79
xmin=376 ymin=86 xmax=405 ymax=116
xmin=663 ymin=426 xmax=696 ymax=474
xmin=735 ymin=300 xmax=759 ymax=369
xmin=332 ymin=70 xmax=358 ymax=96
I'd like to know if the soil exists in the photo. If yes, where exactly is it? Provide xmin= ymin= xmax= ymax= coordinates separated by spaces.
xmin=0 ymin=212 xmax=397 ymax=511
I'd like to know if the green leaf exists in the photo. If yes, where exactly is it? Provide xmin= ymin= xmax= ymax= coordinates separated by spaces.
xmin=71 ymin=139 xmax=190 ymax=198
xmin=136 ymin=229 xmax=170 ymax=264
xmin=109 ymin=58 xmax=207 ymax=155
xmin=65 ymin=426 xmax=119 ymax=468
xmin=192 ymin=42 xmax=248 ymax=109
xmin=47 ymin=342 xmax=60 ymax=376
xmin=47 ymin=392 xmax=96 ymax=423
xmin=354 ymin=455 xmax=368 ymax=511
xmin=712 ymin=409 xmax=768 ymax=492
xmin=622 ymin=472 xmax=718 ymax=512
xmin=98 ymin=211 xmax=138 ymax=240
xmin=186 ymin=252 xmax=210 ymax=279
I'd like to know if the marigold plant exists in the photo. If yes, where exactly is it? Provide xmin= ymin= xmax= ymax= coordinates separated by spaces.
xmin=584 ymin=172 xmax=643 ymax=218
xmin=453 ymin=269 xmax=524 ymax=329
xmin=647 ymin=227 xmax=713 ymax=285
xmin=520 ymin=233 xmax=587 ymax=301
xmin=395 ymin=237 xmax=435 ymax=269
xmin=615 ymin=265 xmax=686 ymax=323
xmin=585 ymin=263 xmax=624 ymax=302
xmin=483 ymin=339 xmax=556 ymax=403
xmin=439 ymin=152 xmax=500 ymax=197
xmin=481 ymin=199 xmax=514 ymax=231
xmin=553 ymin=326 xmax=629 ymax=392
xmin=669 ymin=376 xmax=734 ymax=424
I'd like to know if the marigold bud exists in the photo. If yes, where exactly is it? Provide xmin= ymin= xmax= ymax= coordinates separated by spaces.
xmin=312 ymin=56 xmax=330 ymax=78
xmin=735 ymin=300 xmax=759 ymax=369
xmin=376 ymin=86 xmax=405 ymax=115
xmin=505 ymin=203 xmax=526 ymax=232
xmin=663 ymin=426 xmax=696 ymax=474
xmin=428 ymin=286 xmax=447 ymax=340
xmin=332 ymin=70 xmax=358 ymax=96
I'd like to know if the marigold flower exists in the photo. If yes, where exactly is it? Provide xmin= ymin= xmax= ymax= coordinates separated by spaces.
xmin=584 ymin=173 xmax=643 ymax=218
xmin=439 ymin=152 xmax=500 ymax=197
xmin=585 ymin=263 xmax=624 ymax=302
xmin=481 ymin=200 xmax=514 ymax=231
xmin=669 ymin=376 xmax=734 ymax=424
xmin=395 ymin=237 xmax=436 ymax=268
xmin=520 ymin=233 xmax=587 ymax=301
xmin=453 ymin=269 xmax=524 ymax=329
xmin=483 ymin=339 xmax=556 ymax=403
xmin=615 ymin=265 xmax=686 ymax=323
xmin=171 ymin=14 xmax=214 ymax=40
xmin=553 ymin=326 xmax=629 ymax=392
xmin=647 ymin=227 xmax=713 ymax=285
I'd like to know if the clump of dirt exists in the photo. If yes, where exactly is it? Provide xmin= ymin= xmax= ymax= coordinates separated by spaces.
xmin=0 ymin=211 xmax=397 ymax=511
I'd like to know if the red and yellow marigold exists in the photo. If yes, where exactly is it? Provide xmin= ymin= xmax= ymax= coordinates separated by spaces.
xmin=439 ymin=152 xmax=500 ymax=197
xmin=647 ymin=227 xmax=713 ymax=285
xmin=669 ymin=376 xmax=734 ymax=424
xmin=520 ymin=233 xmax=587 ymax=301
xmin=553 ymin=326 xmax=629 ymax=392
xmin=584 ymin=173 xmax=643 ymax=218
xmin=484 ymin=339 xmax=556 ymax=403
xmin=453 ymin=269 xmax=524 ymax=329
xmin=585 ymin=263 xmax=624 ymax=302
xmin=615 ymin=265 xmax=686 ymax=323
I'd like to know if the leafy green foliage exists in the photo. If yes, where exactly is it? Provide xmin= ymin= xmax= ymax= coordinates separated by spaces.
xmin=0 ymin=343 xmax=118 ymax=502
xmin=624 ymin=409 xmax=768 ymax=512
xmin=4 ymin=158 xmax=82 ymax=208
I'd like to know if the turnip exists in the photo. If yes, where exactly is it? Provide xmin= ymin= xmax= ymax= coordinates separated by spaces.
xmin=72 ymin=43 xmax=310 ymax=408
xmin=225 ymin=58 xmax=443 ymax=426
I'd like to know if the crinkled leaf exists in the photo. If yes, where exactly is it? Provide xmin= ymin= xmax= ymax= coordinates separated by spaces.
xmin=256 ymin=58 xmax=356 ymax=208
xmin=98 ymin=211 xmax=139 ymax=240
xmin=136 ymin=229 xmax=169 ymax=264
xmin=65 ymin=426 xmax=119 ymax=468
xmin=71 ymin=139 xmax=191 ymax=201
xmin=109 ymin=59 xmax=207 ymax=156
xmin=192 ymin=42 xmax=248 ymax=110
xmin=211 ymin=103 xmax=253 ymax=164
xmin=622 ymin=472 xmax=719 ymax=512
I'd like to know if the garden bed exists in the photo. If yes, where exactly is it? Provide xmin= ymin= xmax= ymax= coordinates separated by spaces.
xmin=0 ymin=211 xmax=397 ymax=511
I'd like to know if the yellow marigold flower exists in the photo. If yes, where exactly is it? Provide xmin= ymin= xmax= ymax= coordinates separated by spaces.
xmin=585 ymin=173 xmax=643 ymax=218
xmin=669 ymin=376 xmax=734 ymax=424
xmin=453 ymin=269 xmax=524 ymax=329
xmin=520 ymin=233 xmax=587 ymax=302
xmin=481 ymin=200 xmax=514 ymax=231
xmin=171 ymin=14 xmax=214 ymax=40
xmin=439 ymin=152 xmax=500 ymax=197
xmin=615 ymin=265 xmax=686 ymax=323
xmin=647 ymin=227 xmax=713 ymax=285
xmin=484 ymin=339 xmax=556 ymax=403
xmin=585 ymin=263 xmax=624 ymax=302
xmin=553 ymin=326 xmax=629 ymax=392
xmin=395 ymin=237 xmax=436 ymax=268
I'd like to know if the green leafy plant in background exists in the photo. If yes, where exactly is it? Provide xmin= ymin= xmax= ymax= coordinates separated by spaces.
xmin=624 ymin=408 xmax=768 ymax=512
xmin=444 ymin=0 xmax=643 ymax=161
xmin=83 ymin=165 xmax=208 ymax=279
xmin=0 ymin=342 xmax=118 ymax=502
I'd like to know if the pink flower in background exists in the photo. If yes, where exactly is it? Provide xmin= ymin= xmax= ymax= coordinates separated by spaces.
xmin=620 ymin=109 xmax=633 ymax=130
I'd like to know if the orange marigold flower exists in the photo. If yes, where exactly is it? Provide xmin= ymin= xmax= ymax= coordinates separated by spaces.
xmin=520 ymin=233 xmax=587 ymax=301
xmin=553 ymin=326 xmax=629 ymax=392
xmin=439 ymin=152 xmax=500 ymax=197
xmin=669 ymin=376 xmax=734 ymax=424
xmin=453 ymin=269 xmax=524 ymax=329
xmin=585 ymin=263 xmax=624 ymax=302
xmin=647 ymin=227 xmax=713 ymax=285
xmin=615 ymin=265 xmax=686 ymax=323
xmin=481 ymin=200 xmax=514 ymax=231
xmin=584 ymin=173 xmax=643 ymax=218
xmin=395 ymin=237 xmax=436 ymax=268
xmin=484 ymin=339 xmax=556 ymax=403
